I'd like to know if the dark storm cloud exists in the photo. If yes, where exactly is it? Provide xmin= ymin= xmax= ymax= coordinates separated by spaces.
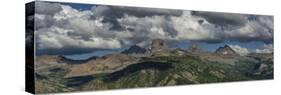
xmin=34 ymin=15 xmax=56 ymax=30
xmin=36 ymin=48 xmax=109 ymax=55
xmin=191 ymin=11 xmax=249 ymax=29
xmin=93 ymin=5 xmax=183 ymax=18
xmin=224 ymin=15 xmax=273 ymax=43
xmin=92 ymin=5 xmax=183 ymax=30
xmin=191 ymin=11 xmax=273 ymax=43
xmin=35 ymin=2 xmax=62 ymax=15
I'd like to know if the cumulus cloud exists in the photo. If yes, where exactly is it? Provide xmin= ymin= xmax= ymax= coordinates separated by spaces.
xmin=224 ymin=16 xmax=273 ymax=43
xmin=36 ymin=27 xmax=121 ymax=49
xmin=171 ymin=11 xmax=223 ymax=42
xmin=191 ymin=12 xmax=273 ymax=43
xmin=34 ymin=1 xmax=273 ymax=55
xmin=228 ymin=44 xmax=250 ymax=56
xmin=255 ymin=44 xmax=273 ymax=53
xmin=35 ymin=2 xmax=123 ymax=55
xmin=92 ymin=5 xmax=182 ymax=30
xmin=117 ymin=15 xmax=176 ymax=45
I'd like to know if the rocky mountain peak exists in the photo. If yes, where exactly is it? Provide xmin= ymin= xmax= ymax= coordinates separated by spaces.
xmin=151 ymin=39 xmax=170 ymax=56
xmin=152 ymin=39 xmax=167 ymax=49
xmin=215 ymin=45 xmax=240 ymax=57
xmin=121 ymin=45 xmax=147 ymax=54
xmin=223 ymin=44 xmax=231 ymax=49
xmin=187 ymin=43 xmax=206 ymax=55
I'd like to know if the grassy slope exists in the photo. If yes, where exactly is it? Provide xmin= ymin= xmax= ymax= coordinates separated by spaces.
xmin=81 ymin=55 xmax=261 ymax=91
xmin=35 ymin=55 xmax=273 ymax=93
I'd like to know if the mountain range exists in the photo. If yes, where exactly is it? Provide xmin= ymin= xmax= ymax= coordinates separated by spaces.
xmin=34 ymin=39 xmax=273 ymax=94
xmin=121 ymin=45 xmax=147 ymax=54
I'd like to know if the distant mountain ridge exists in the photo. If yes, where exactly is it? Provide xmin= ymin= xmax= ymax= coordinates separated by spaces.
xmin=34 ymin=39 xmax=273 ymax=93
xmin=187 ymin=43 xmax=208 ymax=55
xmin=65 ymin=54 xmax=139 ymax=78
xmin=215 ymin=45 xmax=240 ymax=57
xmin=121 ymin=45 xmax=147 ymax=54
xmin=36 ymin=55 xmax=98 ymax=64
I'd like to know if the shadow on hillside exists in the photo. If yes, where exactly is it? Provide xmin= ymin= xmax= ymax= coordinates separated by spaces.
xmin=65 ymin=75 xmax=95 ymax=87
xmin=104 ymin=61 xmax=173 ymax=82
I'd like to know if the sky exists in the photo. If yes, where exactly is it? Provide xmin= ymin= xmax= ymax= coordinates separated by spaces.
xmin=30 ymin=1 xmax=274 ymax=59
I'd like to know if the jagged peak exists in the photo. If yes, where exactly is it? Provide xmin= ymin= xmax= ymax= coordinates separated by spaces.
xmin=121 ymin=44 xmax=147 ymax=54
xmin=215 ymin=44 xmax=240 ymax=56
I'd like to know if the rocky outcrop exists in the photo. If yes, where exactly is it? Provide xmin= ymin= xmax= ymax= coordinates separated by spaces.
xmin=187 ymin=43 xmax=206 ymax=55
xmin=215 ymin=45 xmax=240 ymax=57
xmin=121 ymin=45 xmax=147 ymax=54
xmin=36 ymin=55 xmax=66 ymax=64
xmin=172 ymin=48 xmax=189 ymax=56
xmin=151 ymin=39 xmax=170 ymax=56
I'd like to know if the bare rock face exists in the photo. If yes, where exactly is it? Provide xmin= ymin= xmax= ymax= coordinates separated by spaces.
xmin=187 ymin=43 xmax=206 ymax=55
xmin=215 ymin=45 xmax=240 ymax=57
xmin=172 ymin=48 xmax=189 ymax=56
xmin=36 ymin=55 xmax=66 ymax=64
xmin=121 ymin=45 xmax=147 ymax=54
xmin=151 ymin=39 xmax=170 ymax=56
xmin=35 ymin=55 xmax=71 ymax=76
